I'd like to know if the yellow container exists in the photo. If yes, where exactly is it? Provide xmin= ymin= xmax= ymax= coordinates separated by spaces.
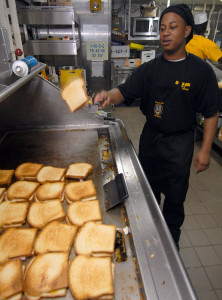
xmin=59 ymin=66 xmax=83 ymax=89
xmin=129 ymin=43 xmax=144 ymax=51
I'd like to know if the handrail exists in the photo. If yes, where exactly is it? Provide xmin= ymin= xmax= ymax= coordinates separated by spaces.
xmin=0 ymin=63 xmax=46 ymax=103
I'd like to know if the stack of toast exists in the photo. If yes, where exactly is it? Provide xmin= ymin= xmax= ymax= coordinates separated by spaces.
xmin=0 ymin=161 xmax=116 ymax=300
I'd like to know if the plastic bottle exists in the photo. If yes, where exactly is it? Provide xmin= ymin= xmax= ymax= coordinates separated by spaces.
xmin=40 ymin=69 xmax=49 ymax=80
xmin=51 ymin=67 xmax=59 ymax=84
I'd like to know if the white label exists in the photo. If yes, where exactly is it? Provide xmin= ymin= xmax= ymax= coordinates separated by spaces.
xmin=87 ymin=41 xmax=108 ymax=61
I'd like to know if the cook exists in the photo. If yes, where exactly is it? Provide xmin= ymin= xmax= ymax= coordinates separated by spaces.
xmin=186 ymin=12 xmax=222 ymax=62
xmin=94 ymin=4 xmax=221 ymax=250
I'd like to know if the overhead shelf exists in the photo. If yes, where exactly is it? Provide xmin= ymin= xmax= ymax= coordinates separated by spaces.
xmin=18 ymin=6 xmax=80 ymax=56
xmin=18 ymin=6 xmax=80 ymax=25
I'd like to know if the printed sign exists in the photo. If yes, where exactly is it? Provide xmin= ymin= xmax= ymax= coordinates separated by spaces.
xmin=87 ymin=41 xmax=108 ymax=61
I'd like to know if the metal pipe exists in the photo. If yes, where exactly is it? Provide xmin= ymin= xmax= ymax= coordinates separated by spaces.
xmin=213 ymin=8 xmax=222 ymax=42
xmin=205 ymin=0 xmax=215 ymax=39
xmin=0 ymin=63 xmax=46 ymax=103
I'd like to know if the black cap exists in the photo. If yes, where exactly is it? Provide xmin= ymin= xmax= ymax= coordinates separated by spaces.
xmin=160 ymin=4 xmax=194 ymax=44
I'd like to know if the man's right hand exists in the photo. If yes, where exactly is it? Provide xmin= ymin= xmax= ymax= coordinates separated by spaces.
xmin=94 ymin=90 xmax=111 ymax=109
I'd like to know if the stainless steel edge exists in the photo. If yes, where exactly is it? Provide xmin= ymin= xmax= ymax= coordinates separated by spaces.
xmin=18 ymin=7 xmax=79 ymax=26
xmin=107 ymin=119 xmax=197 ymax=300
xmin=23 ymin=40 xmax=79 ymax=56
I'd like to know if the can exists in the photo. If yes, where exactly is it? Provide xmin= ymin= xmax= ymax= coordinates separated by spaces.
xmin=12 ymin=56 xmax=38 ymax=77
xmin=59 ymin=66 xmax=83 ymax=89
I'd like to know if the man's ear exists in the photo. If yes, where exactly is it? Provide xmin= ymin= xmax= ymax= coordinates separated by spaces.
xmin=185 ymin=25 xmax=192 ymax=39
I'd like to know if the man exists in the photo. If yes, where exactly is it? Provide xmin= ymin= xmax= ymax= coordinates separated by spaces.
xmin=186 ymin=12 xmax=222 ymax=62
xmin=94 ymin=4 xmax=220 ymax=250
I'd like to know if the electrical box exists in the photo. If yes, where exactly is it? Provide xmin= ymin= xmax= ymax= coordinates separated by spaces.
xmin=90 ymin=0 xmax=101 ymax=11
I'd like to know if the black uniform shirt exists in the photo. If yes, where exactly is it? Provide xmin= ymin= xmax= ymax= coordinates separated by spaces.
xmin=118 ymin=54 xmax=221 ymax=134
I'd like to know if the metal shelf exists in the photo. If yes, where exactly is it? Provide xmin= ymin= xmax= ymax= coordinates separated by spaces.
xmin=18 ymin=6 xmax=80 ymax=25
xmin=23 ymin=40 xmax=80 ymax=55
xmin=18 ymin=6 xmax=80 ymax=56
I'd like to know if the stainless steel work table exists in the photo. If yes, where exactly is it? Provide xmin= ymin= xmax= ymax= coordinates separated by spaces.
xmin=0 ymin=74 xmax=197 ymax=300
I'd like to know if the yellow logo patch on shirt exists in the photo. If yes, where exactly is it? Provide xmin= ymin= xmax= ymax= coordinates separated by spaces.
xmin=181 ymin=82 xmax=191 ymax=91
xmin=154 ymin=101 xmax=164 ymax=118
xmin=175 ymin=81 xmax=191 ymax=91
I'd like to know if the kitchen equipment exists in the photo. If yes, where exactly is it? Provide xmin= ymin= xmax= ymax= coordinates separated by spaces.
xmin=133 ymin=17 xmax=159 ymax=37
xmin=104 ymin=173 xmax=128 ymax=210
xmin=59 ymin=66 xmax=83 ymax=89
xmin=0 ymin=73 xmax=197 ymax=300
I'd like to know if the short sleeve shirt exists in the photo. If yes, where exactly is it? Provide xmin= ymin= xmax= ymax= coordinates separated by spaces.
xmin=186 ymin=35 xmax=222 ymax=62
xmin=118 ymin=54 xmax=221 ymax=134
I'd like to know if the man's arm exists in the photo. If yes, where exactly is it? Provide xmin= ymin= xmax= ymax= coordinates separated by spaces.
xmin=194 ymin=113 xmax=219 ymax=173
xmin=94 ymin=88 xmax=124 ymax=109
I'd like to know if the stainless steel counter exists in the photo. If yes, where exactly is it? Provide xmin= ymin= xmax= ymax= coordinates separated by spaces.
xmin=0 ymin=75 xmax=197 ymax=300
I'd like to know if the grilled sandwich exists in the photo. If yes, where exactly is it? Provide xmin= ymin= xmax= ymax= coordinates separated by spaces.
xmin=35 ymin=182 xmax=65 ymax=202
xmin=65 ymin=180 xmax=97 ymax=204
xmin=0 ymin=259 xmax=23 ymax=300
xmin=65 ymin=163 xmax=93 ymax=180
xmin=67 ymin=200 xmax=102 ymax=227
xmin=0 ymin=227 xmax=37 ymax=263
xmin=61 ymin=78 xmax=89 ymax=113
xmin=27 ymin=199 xmax=66 ymax=228
xmin=0 ymin=169 xmax=14 ymax=186
xmin=69 ymin=255 xmax=114 ymax=300
xmin=0 ymin=201 xmax=29 ymax=230
xmin=6 ymin=181 xmax=39 ymax=202
xmin=36 ymin=166 xmax=66 ymax=184
xmin=15 ymin=162 xmax=44 ymax=181
xmin=24 ymin=252 xmax=69 ymax=300
xmin=34 ymin=220 xmax=78 ymax=255
xmin=74 ymin=221 xmax=116 ymax=257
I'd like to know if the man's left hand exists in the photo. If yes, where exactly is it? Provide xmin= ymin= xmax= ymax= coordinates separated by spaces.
xmin=194 ymin=149 xmax=210 ymax=174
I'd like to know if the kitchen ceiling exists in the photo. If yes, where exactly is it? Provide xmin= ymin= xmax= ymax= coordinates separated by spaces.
xmin=125 ymin=0 xmax=222 ymax=5
xmin=169 ymin=0 xmax=222 ymax=4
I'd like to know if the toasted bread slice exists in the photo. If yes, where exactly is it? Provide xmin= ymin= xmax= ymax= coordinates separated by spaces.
xmin=69 ymin=255 xmax=114 ymax=300
xmin=34 ymin=220 xmax=78 ymax=255
xmin=65 ymin=163 xmax=93 ymax=179
xmin=24 ymin=252 xmax=68 ymax=300
xmin=61 ymin=78 xmax=88 ymax=113
xmin=0 ymin=201 xmax=29 ymax=229
xmin=65 ymin=180 xmax=97 ymax=203
xmin=0 ymin=187 xmax=6 ymax=203
xmin=35 ymin=182 xmax=65 ymax=202
xmin=0 ymin=259 xmax=23 ymax=300
xmin=74 ymin=221 xmax=116 ymax=256
xmin=27 ymin=200 xmax=65 ymax=228
xmin=67 ymin=200 xmax=102 ymax=227
xmin=6 ymin=181 xmax=40 ymax=202
xmin=0 ymin=227 xmax=37 ymax=263
xmin=0 ymin=169 xmax=14 ymax=186
xmin=15 ymin=162 xmax=44 ymax=181
xmin=36 ymin=166 xmax=66 ymax=184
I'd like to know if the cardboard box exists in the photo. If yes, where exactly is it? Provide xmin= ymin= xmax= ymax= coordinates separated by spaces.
xmin=48 ymin=0 xmax=72 ymax=6
xmin=111 ymin=46 xmax=130 ymax=58
xmin=124 ymin=58 xmax=141 ymax=67
xmin=112 ymin=58 xmax=125 ymax=68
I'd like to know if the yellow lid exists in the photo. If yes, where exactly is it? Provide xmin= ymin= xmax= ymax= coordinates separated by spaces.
xmin=129 ymin=43 xmax=144 ymax=51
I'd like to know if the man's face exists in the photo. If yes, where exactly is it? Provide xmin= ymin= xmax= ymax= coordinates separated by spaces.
xmin=160 ymin=12 xmax=191 ymax=55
